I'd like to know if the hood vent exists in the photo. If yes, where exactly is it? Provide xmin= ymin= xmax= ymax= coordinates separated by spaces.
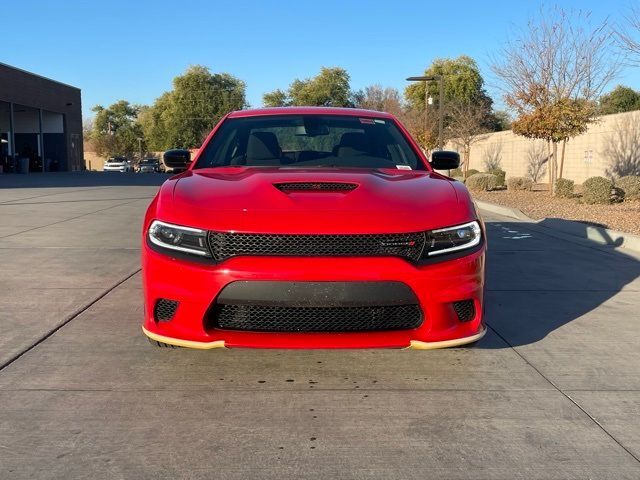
xmin=274 ymin=182 xmax=358 ymax=192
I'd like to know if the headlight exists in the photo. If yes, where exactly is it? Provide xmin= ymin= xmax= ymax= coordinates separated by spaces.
xmin=424 ymin=221 xmax=481 ymax=256
xmin=148 ymin=220 xmax=211 ymax=257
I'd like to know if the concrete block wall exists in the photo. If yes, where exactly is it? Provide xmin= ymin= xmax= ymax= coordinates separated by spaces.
xmin=448 ymin=110 xmax=639 ymax=184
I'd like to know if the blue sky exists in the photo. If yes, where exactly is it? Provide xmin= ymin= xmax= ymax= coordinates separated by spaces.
xmin=3 ymin=0 xmax=638 ymax=119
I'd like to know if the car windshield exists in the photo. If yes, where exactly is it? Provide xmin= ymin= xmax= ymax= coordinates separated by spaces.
xmin=194 ymin=114 xmax=425 ymax=170
xmin=140 ymin=160 xmax=155 ymax=165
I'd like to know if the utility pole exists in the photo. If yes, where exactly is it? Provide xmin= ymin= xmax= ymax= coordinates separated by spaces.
xmin=137 ymin=137 xmax=143 ymax=162
xmin=406 ymin=75 xmax=444 ymax=150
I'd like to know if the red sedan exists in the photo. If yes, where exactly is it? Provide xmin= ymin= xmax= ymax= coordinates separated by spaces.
xmin=142 ymin=107 xmax=486 ymax=349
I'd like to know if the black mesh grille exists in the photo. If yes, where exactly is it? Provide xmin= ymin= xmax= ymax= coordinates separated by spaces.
xmin=452 ymin=300 xmax=475 ymax=322
xmin=209 ymin=304 xmax=423 ymax=332
xmin=154 ymin=299 xmax=179 ymax=322
xmin=208 ymin=231 xmax=426 ymax=262
xmin=274 ymin=182 xmax=358 ymax=192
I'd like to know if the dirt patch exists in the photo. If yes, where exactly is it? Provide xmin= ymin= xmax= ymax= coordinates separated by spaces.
xmin=472 ymin=190 xmax=640 ymax=235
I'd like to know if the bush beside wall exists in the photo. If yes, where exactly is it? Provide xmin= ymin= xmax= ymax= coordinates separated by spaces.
xmin=555 ymin=178 xmax=575 ymax=198
xmin=582 ymin=176 xmax=614 ymax=204
xmin=487 ymin=168 xmax=506 ymax=187
xmin=616 ymin=175 xmax=640 ymax=201
xmin=466 ymin=173 xmax=498 ymax=191
xmin=506 ymin=177 xmax=534 ymax=191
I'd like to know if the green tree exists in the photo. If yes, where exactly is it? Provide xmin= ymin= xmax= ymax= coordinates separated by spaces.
xmin=599 ymin=85 xmax=640 ymax=115
xmin=404 ymin=56 xmax=494 ymax=114
xmin=137 ymin=94 xmax=171 ymax=152
xmin=262 ymin=67 xmax=355 ymax=107
xmin=142 ymin=65 xmax=247 ymax=150
xmin=263 ymin=89 xmax=289 ymax=107
xmin=91 ymin=100 xmax=144 ymax=158
xmin=403 ymin=56 xmax=499 ymax=151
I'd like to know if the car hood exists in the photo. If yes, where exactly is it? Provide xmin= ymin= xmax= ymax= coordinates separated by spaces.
xmin=157 ymin=167 xmax=474 ymax=234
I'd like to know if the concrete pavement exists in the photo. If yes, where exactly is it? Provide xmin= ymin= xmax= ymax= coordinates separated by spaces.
xmin=1 ymin=173 xmax=639 ymax=479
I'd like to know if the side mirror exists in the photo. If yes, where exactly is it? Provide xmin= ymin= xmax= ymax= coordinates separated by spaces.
xmin=430 ymin=150 xmax=460 ymax=170
xmin=163 ymin=149 xmax=191 ymax=171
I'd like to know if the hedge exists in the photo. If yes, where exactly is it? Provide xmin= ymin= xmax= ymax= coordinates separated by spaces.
xmin=616 ymin=175 xmax=640 ymax=201
xmin=555 ymin=178 xmax=575 ymax=198
xmin=582 ymin=176 xmax=613 ymax=204
xmin=506 ymin=177 xmax=533 ymax=191
xmin=466 ymin=173 xmax=498 ymax=191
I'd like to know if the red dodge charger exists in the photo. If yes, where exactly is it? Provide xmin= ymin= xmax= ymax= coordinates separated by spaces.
xmin=142 ymin=107 xmax=486 ymax=349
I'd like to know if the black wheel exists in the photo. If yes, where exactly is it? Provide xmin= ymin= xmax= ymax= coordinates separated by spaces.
xmin=147 ymin=337 xmax=179 ymax=348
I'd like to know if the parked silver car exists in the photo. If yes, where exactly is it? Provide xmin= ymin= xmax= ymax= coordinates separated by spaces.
xmin=136 ymin=158 xmax=164 ymax=173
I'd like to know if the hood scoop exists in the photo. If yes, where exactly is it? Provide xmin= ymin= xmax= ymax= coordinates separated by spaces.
xmin=274 ymin=182 xmax=358 ymax=193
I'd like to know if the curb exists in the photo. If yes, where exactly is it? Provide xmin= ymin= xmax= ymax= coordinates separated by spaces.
xmin=475 ymin=200 xmax=534 ymax=222
xmin=476 ymin=199 xmax=640 ymax=253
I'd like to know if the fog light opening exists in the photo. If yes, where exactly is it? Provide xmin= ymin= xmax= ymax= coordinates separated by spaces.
xmin=452 ymin=300 xmax=475 ymax=322
xmin=154 ymin=299 xmax=179 ymax=322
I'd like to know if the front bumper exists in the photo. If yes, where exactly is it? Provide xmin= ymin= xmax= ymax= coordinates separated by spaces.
xmin=142 ymin=244 xmax=486 ymax=349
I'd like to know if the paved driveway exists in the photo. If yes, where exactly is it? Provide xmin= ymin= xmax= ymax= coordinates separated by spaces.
xmin=1 ymin=173 xmax=639 ymax=479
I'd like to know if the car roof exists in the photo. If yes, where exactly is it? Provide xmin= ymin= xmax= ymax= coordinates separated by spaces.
xmin=227 ymin=106 xmax=396 ymax=119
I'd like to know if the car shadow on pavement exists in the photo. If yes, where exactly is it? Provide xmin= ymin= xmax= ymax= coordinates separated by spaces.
xmin=478 ymin=218 xmax=640 ymax=349
xmin=0 ymin=172 xmax=170 ymax=189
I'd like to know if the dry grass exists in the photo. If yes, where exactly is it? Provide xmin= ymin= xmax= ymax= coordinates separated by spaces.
xmin=472 ymin=189 xmax=640 ymax=235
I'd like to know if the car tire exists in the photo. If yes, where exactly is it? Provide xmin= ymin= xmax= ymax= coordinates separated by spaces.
xmin=147 ymin=337 xmax=180 ymax=348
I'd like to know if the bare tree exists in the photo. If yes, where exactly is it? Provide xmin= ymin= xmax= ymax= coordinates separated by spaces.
xmin=492 ymin=7 xmax=619 ymax=189
xmin=357 ymin=85 xmax=403 ymax=117
xmin=482 ymin=141 xmax=503 ymax=171
xmin=526 ymin=142 xmax=549 ymax=182
xmin=446 ymin=101 xmax=489 ymax=177
xmin=603 ymin=112 xmax=640 ymax=177
xmin=615 ymin=6 xmax=640 ymax=65
xmin=398 ymin=107 xmax=439 ymax=152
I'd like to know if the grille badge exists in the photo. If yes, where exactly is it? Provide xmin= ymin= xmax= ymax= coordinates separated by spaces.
xmin=380 ymin=240 xmax=417 ymax=247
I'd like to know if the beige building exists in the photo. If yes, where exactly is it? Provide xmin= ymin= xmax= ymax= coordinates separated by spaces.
xmin=447 ymin=110 xmax=640 ymax=184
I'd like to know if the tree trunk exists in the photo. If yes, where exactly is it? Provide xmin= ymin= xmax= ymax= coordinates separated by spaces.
xmin=462 ymin=148 xmax=469 ymax=178
xmin=559 ymin=139 xmax=567 ymax=179
xmin=547 ymin=141 xmax=553 ymax=189
xmin=551 ymin=142 xmax=558 ymax=194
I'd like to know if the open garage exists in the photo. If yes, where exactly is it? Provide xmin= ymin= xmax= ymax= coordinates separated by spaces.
xmin=0 ymin=63 xmax=83 ymax=173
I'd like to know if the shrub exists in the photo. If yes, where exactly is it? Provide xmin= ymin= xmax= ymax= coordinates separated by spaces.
xmin=452 ymin=176 xmax=465 ymax=182
xmin=466 ymin=173 xmax=498 ymax=192
xmin=555 ymin=178 xmax=575 ymax=198
xmin=616 ymin=175 xmax=640 ymax=200
xmin=465 ymin=168 xmax=480 ymax=178
xmin=582 ymin=176 xmax=614 ymax=204
xmin=449 ymin=168 xmax=463 ymax=177
xmin=487 ymin=168 xmax=506 ymax=187
xmin=506 ymin=176 xmax=533 ymax=191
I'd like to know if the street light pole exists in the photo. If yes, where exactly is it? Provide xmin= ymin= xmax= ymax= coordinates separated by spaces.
xmin=437 ymin=77 xmax=444 ymax=150
xmin=406 ymin=75 xmax=444 ymax=150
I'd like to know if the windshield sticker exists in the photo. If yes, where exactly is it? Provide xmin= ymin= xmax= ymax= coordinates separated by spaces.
xmin=374 ymin=119 xmax=386 ymax=124
xmin=396 ymin=165 xmax=412 ymax=170
xmin=359 ymin=118 xmax=375 ymax=124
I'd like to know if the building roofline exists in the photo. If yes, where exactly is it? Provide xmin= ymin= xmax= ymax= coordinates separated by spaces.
xmin=0 ymin=62 xmax=81 ymax=91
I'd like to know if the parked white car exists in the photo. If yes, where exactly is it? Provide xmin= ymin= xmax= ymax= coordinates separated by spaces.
xmin=103 ymin=157 xmax=132 ymax=172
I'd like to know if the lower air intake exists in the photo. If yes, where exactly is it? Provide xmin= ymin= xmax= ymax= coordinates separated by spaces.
xmin=154 ymin=299 xmax=179 ymax=322
xmin=452 ymin=300 xmax=475 ymax=322
xmin=208 ymin=304 xmax=423 ymax=332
